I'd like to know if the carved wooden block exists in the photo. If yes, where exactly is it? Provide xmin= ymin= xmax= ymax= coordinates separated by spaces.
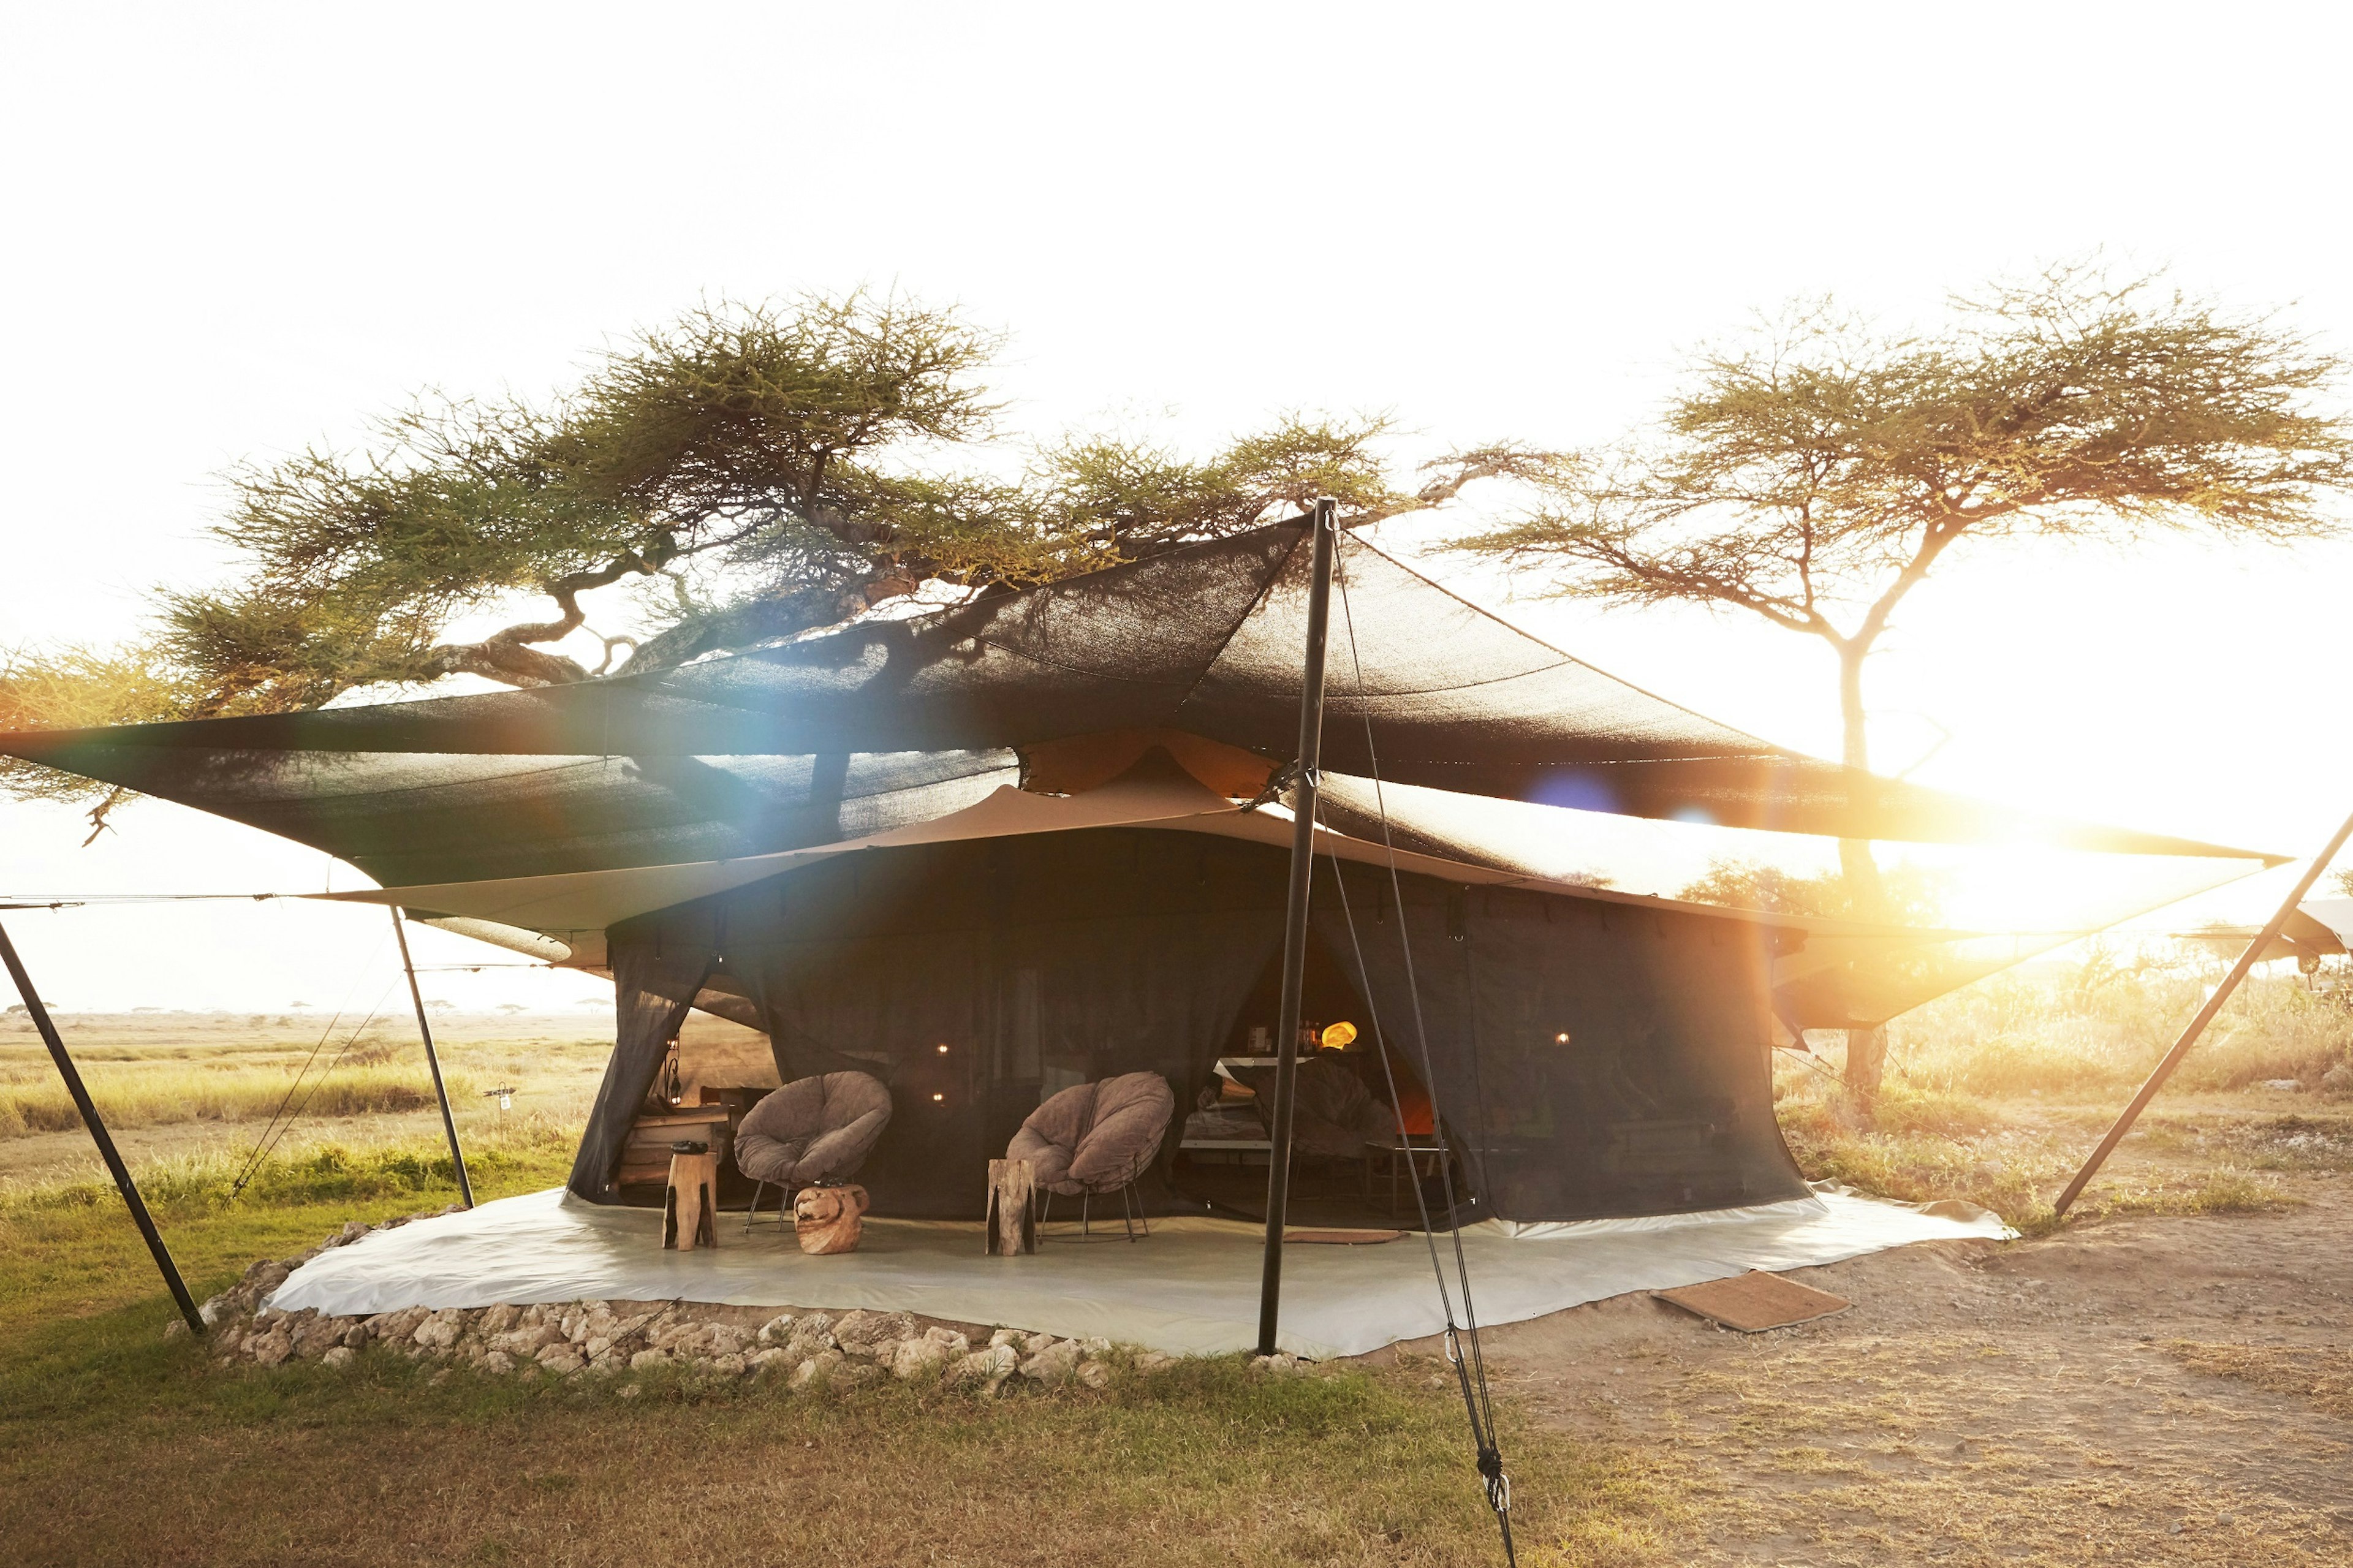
xmin=984 ymin=1157 xmax=1036 ymax=1256
xmin=794 ymin=1183 xmax=870 ymax=1255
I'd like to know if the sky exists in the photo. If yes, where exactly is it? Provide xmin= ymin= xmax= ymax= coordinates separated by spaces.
xmin=2 ymin=3 xmax=2349 ymax=1010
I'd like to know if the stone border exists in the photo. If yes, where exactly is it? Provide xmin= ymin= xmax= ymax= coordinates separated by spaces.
xmin=179 ymin=1213 xmax=1315 ymax=1388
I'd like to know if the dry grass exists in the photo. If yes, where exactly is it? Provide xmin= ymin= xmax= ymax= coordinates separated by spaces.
xmin=2164 ymin=1340 xmax=2353 ymax=1422
xmin=0 ymin=1013 xmax=618 ymax=1154
xmin=1883 ymin=960 xmax=2353 ymax=1098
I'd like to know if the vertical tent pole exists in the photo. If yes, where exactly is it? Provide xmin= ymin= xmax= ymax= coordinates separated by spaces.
xmin=2055 ymin=805 xmax=2353 ymax=1215
xmin=391 ymin=906 xmax=474 ymax=1208
xmin=0 ymin=916 xmax=204 ymax=1335
xmin=1256 ymin=498 xmax=1338 ymax=1358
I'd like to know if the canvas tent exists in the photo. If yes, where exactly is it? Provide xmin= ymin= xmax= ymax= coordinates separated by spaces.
xmin=0 ymin=521 xmax=2273 ymax=1229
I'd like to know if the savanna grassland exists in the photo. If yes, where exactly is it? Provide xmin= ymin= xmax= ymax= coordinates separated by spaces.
xmin=2 ymin=958 xmax=2350 ymax=1566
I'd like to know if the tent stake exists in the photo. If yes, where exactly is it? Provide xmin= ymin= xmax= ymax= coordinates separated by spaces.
xmin=2055 ymin=805 xmax=2353 ymax=1215
xmin=0 ymin=917 xmax=204 ymax=1335
xmin=391 ymin=906 xmax=474 ymax=1208
xmin=1257 ymin=498 xmax=1338 ymax=1357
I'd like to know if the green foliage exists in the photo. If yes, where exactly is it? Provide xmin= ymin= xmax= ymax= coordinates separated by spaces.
xmin=5 ymin=292 xmax=1523 ymax=815
xmin=1446 ymin=262 xmax=2353 ymax=776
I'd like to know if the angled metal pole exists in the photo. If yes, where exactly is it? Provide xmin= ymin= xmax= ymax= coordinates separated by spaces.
xmin=0 ymin=917 xmax=204 ymax=1334
xmin=2055 ymin=805 xmax=2353 ymax=1215
xmin=1257 ymin=498 xmax=1338 ymax=1357
xmin=391 ymin=906 xmax=474 ymax=1208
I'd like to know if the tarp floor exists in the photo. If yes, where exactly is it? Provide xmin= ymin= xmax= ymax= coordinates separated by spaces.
xmin=268 ymin=1186 xmax=2009 ymax=1360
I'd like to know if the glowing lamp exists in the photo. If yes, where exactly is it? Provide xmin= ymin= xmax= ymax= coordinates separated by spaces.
xmin=930 ymin=1093 xmax=945 ymax=1102
xmin=1320 ymin=1021 xmax=1358 ymax=1050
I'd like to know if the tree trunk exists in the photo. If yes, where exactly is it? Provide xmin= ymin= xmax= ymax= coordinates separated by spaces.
xmin=1835 ymin=641 xmax=1889 ymax=1115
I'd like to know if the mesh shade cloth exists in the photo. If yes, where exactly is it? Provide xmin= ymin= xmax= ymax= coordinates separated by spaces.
xmin=0 ymin=524 xmax=2265 ymax=898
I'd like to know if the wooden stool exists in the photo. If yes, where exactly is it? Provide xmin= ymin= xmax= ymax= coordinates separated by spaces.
xmin=662 ymin=1148 xmax=719 ymax=1251
xmin=794 ymin=1183 xmax=868 ymax=1255
xmin=984 ymin=1157 xmax=1036 ymax=1256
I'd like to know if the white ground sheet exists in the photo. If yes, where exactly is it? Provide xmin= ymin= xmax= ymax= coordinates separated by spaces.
xmin=267 ymin=1186 xmax=2009 ymax=1360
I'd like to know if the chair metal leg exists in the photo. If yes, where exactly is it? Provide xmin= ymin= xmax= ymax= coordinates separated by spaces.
xmin=1080 ymin=1189 xmax=1091 ymax=1237
xmin=745 ymin=1178 xmax=765 ymax=1233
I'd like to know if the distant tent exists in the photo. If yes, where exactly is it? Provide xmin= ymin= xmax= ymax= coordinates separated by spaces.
xmin=0 ymin=522 xmax=2274 ymax=1227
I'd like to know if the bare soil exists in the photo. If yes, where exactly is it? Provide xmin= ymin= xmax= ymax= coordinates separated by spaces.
xmin=1388 ymin=1176 xmax=2353 ymax=1564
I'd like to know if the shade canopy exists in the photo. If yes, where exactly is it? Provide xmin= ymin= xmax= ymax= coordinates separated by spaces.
xmin=0 ymin=522 xmax=2268 ymax=907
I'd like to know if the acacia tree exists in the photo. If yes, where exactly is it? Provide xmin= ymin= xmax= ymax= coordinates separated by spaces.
xmin=1450 ymin=265 xmax=2353 ymax=1107
xmin=1 ymin=289 xmax=1517 ymax=827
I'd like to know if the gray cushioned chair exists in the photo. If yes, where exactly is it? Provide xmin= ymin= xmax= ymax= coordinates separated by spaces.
xmin=735 ymin=1070 xmax=893 ymax=1230
xmin=1007 ymin=1071 xmax=1175 ymax=1240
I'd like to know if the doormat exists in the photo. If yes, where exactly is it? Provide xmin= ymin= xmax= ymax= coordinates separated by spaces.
xmin=1284 ymin=1229 xmax=1406 ymax=1245
xmin=1654 ymin=1270 xmax=1851 ymax=1331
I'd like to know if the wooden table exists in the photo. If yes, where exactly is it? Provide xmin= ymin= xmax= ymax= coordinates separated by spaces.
xmin=620 ymin=1107 xmax=730 ymax=1187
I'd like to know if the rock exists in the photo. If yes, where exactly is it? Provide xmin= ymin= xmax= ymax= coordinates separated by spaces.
xmin=477 ymin=1350 xmax=517 ymax=1374
xmin=199 ymin=1294 xmax=231 ymax=1328
xmin=618 ymin=1382 xmax=640 ymax=1400
xmin=363 ymin=1305 xmax=431 ymax=1347
xmin=953 ymin=1345 xmax=1018 ymax=1387
xmin=922 ymin=1327 xmax=971 ymax=1355
xmin=1020 ymin=1339 xmax=1082 ymax=1384
xmin=1251 ymin=1352 xmax=1305 ymax=1377
xmin=833 ymin=1309 xmax=916 ymax=1356
xmin=536 ymin=1344 xmax=588 ymax=1375
xmin=516 ymin=1304 xmax=548 ymax=1330
xmin=2259 ymin=1078 xmax=2304 ymax=1093
xmin=892 ymin=1338 xmax=952 ymax=1381
xmin=335 ymin=1219 xmax=372 ymax=1246
xmin=561 ymin=1308 xmax=591 ymax=1344
xmin=708 ymin=1325 xmax=748 ymax=1357
xmin=629 ymin=1348 xmax=674 ymax=1372
xmin=987 ymin=1328 xmax=1023 ymax=1351
xmin=412 ymin=1310 xmax=468 ymax=1352
xmin=783 ymin=1322 xmax=837 ymax=1362
xmin=865 ymin=1338 xmax=901 ymax=1366
xmin=249 ymin=1330 xmax=294 ymax=1368
xmin=756 ymin=1314 xmax=797 ymax=1346
xmin=833 ymin=1362 xmax=884 ymax=1390
xmin=476 ymin=1304 xmax=520 ymax=1340
xmin=213 ymin=1327 xmax=246 ymax=1359
xmin=1135 ymin=1352 xmax=1174 ymax=1373
xmin=1023 ymin=1330 xmax=1059 ymax=1355
xmin=789 ymin=1350 xmax=843 ymax=1391
xmin=1075 ymin=1360 xmax=1110 ymax=1389
xmin=2321 ymin=1062 xmax=2353 ymax=1097
xmin=749 ymin=1347 xmax=789 ymax=1374
xmin=244 ymin=1258 xmax=293 ymax=1292
xmin=494 ymin=1323 xmax=563 ymax=1357
xmin=163 ymin=1319 xmax=189 ymax=1341
xmin=711 ymin=1352 xmax=748 ymax=1377
xmin=1076 ymin=1336 xmax=1112 ymax=1356
xmin=292 ymin=1314 xmax=357 ymax=1359
xmin=322 ymin=1346 xmax=355 ymax=1369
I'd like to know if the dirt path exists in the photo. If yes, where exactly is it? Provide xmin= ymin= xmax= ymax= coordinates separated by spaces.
xmin=1409 ymin=1179 xmax=2353 ymax=1564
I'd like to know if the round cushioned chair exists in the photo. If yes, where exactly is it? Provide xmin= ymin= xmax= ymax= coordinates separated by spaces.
xmin=1007 ymin=1071 xmax=1175 ymax=1240
xmin=735 ymin=1071 xmax=893 ymax=1230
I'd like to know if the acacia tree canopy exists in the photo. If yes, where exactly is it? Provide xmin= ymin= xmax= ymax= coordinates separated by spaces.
xmin=1 ymin=289 xmax=1519 ymax=816
xmin=1449 ymin=263 xmax=2353 ymax=1100
xmin=1450 ymin=265 xmax=2353 ymax=772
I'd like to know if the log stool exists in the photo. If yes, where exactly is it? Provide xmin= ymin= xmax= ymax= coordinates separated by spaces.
xmin=984 ymin=1157 xmax=1036 ymax=1255
xmin=662 ymin=1143 xmax=719 ymax=1251
xmin=794 ymin=1183 xmax=869 ymax=1255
